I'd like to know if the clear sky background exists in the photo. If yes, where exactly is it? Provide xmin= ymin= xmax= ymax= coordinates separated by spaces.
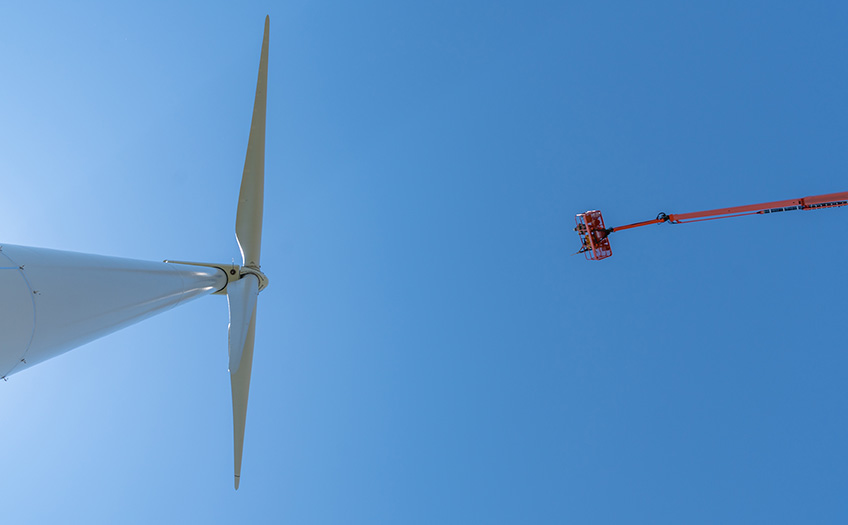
xmin=1 ymin=1 xmax=847 ymax=523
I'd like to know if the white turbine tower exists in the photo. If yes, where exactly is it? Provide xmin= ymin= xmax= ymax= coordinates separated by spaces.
xmin=0 ymin=16 xmax=271 ymax=490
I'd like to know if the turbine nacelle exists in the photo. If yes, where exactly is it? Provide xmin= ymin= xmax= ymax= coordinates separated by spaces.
xmin=163 ymin=260 xmax=269 ymax=294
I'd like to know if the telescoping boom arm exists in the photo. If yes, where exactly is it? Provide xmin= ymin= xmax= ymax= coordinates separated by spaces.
xmin=575 ymin=190 xmax=848 ymax=260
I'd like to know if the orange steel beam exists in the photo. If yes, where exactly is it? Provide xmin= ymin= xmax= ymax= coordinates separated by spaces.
xmin=610 ymin=217 xmax=666 ymax=232
xmin=610 ymin=190 xmax=848 ymax=232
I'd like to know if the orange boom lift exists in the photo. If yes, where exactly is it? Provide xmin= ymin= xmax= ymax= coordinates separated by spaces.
xmin=575 ymin=190 xmax=848 ymax=261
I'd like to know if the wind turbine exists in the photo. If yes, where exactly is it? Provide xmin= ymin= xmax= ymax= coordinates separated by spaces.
xmin=0 ymin=16 xmax=271 ymax=490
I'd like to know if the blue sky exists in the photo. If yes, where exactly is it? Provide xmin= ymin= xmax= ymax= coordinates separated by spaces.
xmin=1 ymin=1 xmax=847 ymax=523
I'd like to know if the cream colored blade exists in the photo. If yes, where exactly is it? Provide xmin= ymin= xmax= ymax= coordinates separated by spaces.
xmin=227 ymin=274 xmax=259 ymax=374
xmin=235 ymin=15 xmax=269 ymax=269
xmin=230 ymin=309 xmax=257 ymax=490
xmin=229 ymin=14 xmax=269 ymax=491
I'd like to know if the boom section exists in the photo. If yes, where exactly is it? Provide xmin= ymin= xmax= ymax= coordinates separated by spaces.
xmin=667 ymin=191 xmax=848 ymax=223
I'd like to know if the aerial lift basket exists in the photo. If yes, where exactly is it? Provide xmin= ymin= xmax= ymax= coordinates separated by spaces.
xmin=574 ymin=210 xmax=612 ymax=261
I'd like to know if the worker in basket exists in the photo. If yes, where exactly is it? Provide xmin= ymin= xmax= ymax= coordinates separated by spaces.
xmin=574 ymin=224 xmax=609 ymax=255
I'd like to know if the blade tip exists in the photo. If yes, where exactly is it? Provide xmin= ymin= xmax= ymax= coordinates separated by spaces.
xmin=235 ymin=474 xmax=240 ymax=490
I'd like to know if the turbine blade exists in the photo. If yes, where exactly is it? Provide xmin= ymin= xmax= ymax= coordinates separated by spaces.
xmin=227 ymin=274 xmax=259 ymax=374
xmin=235 ymin=15 xmax=269 ymax=269
xmin=230 ymin=305 xmax=257 ymax=490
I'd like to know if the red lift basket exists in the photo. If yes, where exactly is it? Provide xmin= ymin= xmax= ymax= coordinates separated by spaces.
xmin=575 ymin=210 xmax=612 ymax=260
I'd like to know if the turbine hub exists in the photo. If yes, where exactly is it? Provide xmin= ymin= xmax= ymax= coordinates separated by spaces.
xmin=239 ymin=266 xmax=269 ymax=292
